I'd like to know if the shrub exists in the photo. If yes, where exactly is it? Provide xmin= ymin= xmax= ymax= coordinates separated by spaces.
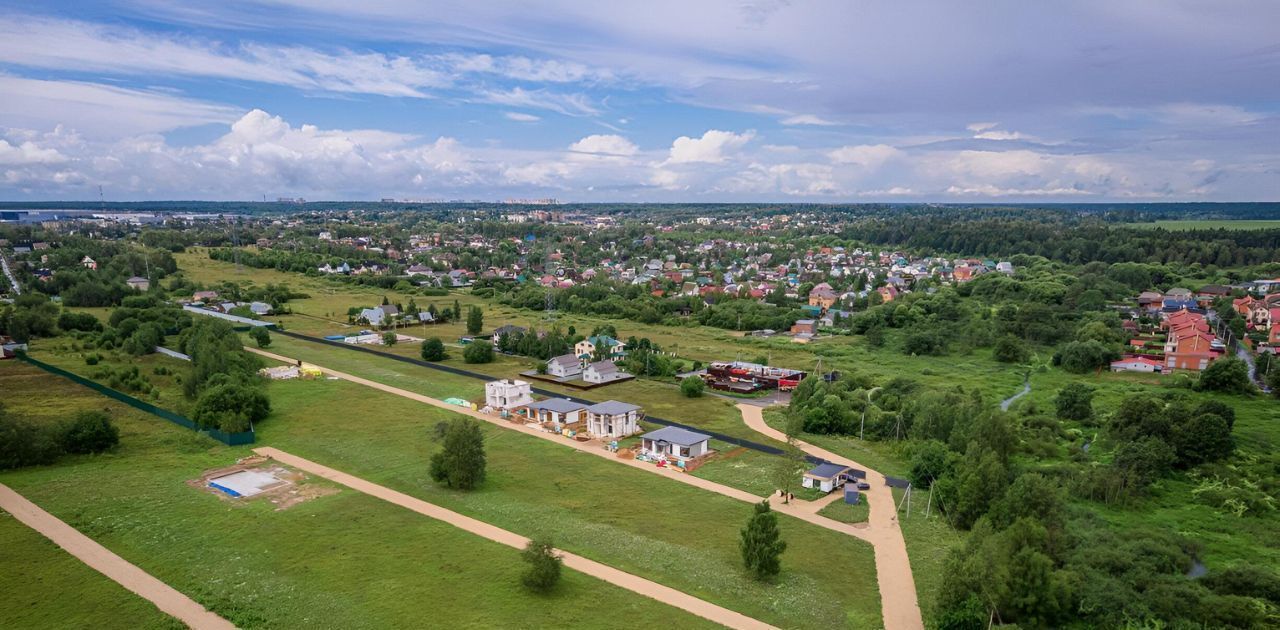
xmin=58 ymin=311 xmax=103 ymax=332
xmin=993 ymin=335 xmax=1029 ymax=363
xmin=85 ymin=354 xmax=100 ymax=365
xmin=62 ymin=411 xmax=119 ymax=454
xmin=463 ymin=340 xmax=494 ymax=364
xmin=192 ymin=380 xmax=270 ymax=433
xmin=1054 ymin=383 xmax=1094 ymax=422
xmin=1057 ymin=340 xmax=1115 ymax=374
xmin=249 ymin=327 xmax=271 ymax=348
xmin=429 ymin=417 xmax=486 ymax=490
xmin=1196 ymin=358 xmax=1252 ymax=394
xmin=903 ymin=329 xmax=947 ymax=356
xmin=520 ymin=536 xmax=563 ymax=593
xmin=420 ymin=337 xmax=447 ymax=361
xmin=680 ymin=376 xmax=705 ymax=398
xmin=0 ymin=406 xmax=64 ymax=469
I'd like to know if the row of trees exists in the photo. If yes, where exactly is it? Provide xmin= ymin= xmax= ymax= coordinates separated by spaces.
xmin=177 ymin=318 xmax=270 ymax=433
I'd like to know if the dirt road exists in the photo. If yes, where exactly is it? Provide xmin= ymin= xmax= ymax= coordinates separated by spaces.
xmin=737 ymin=404 xmax=923 ymax=630
xmin=247 ymin=348 xmax=902 ymax=621
xmin=0 ymin=483 xmax=235 ymax=630
xmin=254 ymin=447 xmax=775 ymax=630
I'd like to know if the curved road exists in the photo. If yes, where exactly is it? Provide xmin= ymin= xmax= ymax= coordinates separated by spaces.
xmin=737 ymin=404 xmax=924 ymax=630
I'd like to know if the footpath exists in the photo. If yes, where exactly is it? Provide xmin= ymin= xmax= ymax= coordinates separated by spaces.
xmin=0 ymin=483 xmax=235 ymax=630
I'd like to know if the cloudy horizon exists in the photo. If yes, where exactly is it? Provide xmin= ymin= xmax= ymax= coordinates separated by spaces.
xmin=1 ymin=1 xmax=1278 ymax=202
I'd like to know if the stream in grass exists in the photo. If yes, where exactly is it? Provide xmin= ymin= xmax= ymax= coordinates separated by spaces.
xmin=1000 ymin=373 xmax=1031 ymax=411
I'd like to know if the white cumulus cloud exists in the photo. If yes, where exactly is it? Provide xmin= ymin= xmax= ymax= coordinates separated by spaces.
xmin=666 ymin=129 xmax=755 ymax=164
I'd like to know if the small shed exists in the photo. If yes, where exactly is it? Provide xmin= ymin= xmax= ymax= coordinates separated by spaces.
xmin=843 ymin=485 xmax=861 ymax=504
xmin=803 ymin=462 xmax=852 ymax=493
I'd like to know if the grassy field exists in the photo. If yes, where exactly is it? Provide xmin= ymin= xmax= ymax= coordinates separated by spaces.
xmin=0 ymin=509 xmax=180 ymax=630
xmin=257 ymin=331 xmax=769 ymax=444
xmin=891 ymin=488 xmax=963 ymax=622
xmin=818 ymin=495 xmax=869 ymax=524
xmin=20 ymin=342 xmax=885 ymax=628
xmin=167 ymin=250 xmax=1280 ymax=625
xmin=690 ymin=445 xmax=824 ymax=501
xmin=0 ymin=361 xmax=722 ymax=629
xmin=252 ymin=376 xmax=883 ymax=628
xmin=1125 ymin=219 xmax=1280 ymax=231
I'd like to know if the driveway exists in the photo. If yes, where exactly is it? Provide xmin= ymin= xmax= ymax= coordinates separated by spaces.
xmin=737 ymin=404 xmax=924 ymax=630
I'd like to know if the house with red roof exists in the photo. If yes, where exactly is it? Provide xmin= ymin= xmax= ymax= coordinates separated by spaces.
xmin=1234 ymin=295 xmax=1271 ymax=329
xmin=1165 ymin=332 xmax=1218 ymax=372
xmin=1111 ymin=356 xmax=1162 ymax=373
xmin=808 ymin=282 xmax=838 ymax=310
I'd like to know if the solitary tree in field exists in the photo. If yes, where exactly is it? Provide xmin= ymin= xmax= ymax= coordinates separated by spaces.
xmin=429 ymin=418 xmax=486 ymax=490
xmin=382 ymin=331 xmax=397 ymax=346
xmin=421 ymin=337 xmax=447 ymax=361
xmin=520 ymin=536 xmax=563 ymax=593
xmin=464 ymin=340 xmax=494 ymax=364
xmin=740 ymin=500 xmax=786 ymax=580
xmin=1054 ymin=383 xmax=1094 ymax=422
xmin=249 ymin=326 xmax=271 ymax=348
xmin=466 ymin=305 xmax=484 ymax=335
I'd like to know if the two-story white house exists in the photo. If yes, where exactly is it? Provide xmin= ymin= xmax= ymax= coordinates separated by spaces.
xmin=585 ymin=401 xmax=642 ymax=438
xmin=546 ymin=353 xmax=583 ymax=378
xmin=583 ymin=360 xmax=630 ymax=384
xmin=574 ymin=335 xmax=626 ymax=362
xmin=485 ymin=379 xmax=533 ymax=410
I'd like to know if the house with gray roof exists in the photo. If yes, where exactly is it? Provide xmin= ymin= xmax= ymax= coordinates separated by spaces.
xmin=585 ymin=401 xmax=642 ymax=438
xmin=358 ymin=307 xmax=386 ymax=327
xmin=640 ymin=426 xmax=711 ymax=462
xmin=526 ymin=398 xmax=587 ymax=429
xmin=546 ymin=353 xmax=583 ymax=378
xmin=803 ymin=462 xmax=854 ymax=493
xmin=583 ymin=360 xmax=631 ymax=384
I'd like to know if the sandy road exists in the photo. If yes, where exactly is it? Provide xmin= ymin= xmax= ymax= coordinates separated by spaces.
xmin=254 ymin=447 xmax=775 ymax=630
xmin=737 ymin=404 xmax=924 ymax=630
xmin=0 ymin=483 xmax=235 ymax=630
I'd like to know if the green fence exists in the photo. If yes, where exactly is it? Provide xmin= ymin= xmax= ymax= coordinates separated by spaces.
xmin=16 ymin=354 xmax=255 ymax=446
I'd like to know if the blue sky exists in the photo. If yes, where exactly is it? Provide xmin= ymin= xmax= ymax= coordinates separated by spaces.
xmin=0 ymin=1 xmax=1277 ymax=201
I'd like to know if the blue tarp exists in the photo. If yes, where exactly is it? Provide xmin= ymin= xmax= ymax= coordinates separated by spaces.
xmin=209 ymin=482 xmax=242 ymax=497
